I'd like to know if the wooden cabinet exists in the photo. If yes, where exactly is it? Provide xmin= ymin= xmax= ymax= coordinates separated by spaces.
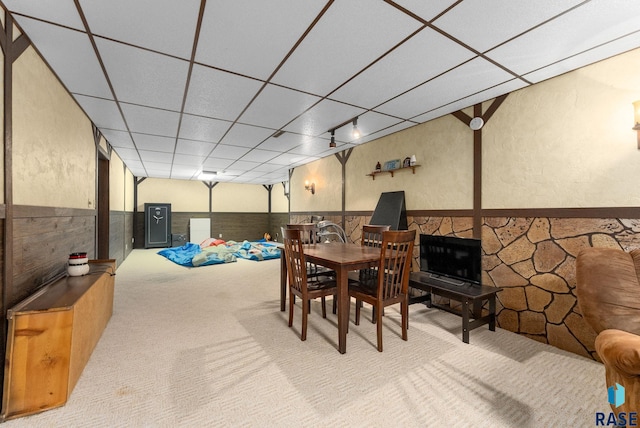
xmin=1 ymin=260 xmax=116 ymax=421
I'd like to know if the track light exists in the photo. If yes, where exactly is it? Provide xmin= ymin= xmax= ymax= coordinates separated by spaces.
xmin=330 ymin=130 xmax=336 ymax=148
xmin=352 ymin=117 xmax=361 ymax=139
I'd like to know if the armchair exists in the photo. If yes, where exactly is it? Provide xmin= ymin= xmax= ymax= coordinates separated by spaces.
xmin=576 ymin=247 xmax=640 ymax=416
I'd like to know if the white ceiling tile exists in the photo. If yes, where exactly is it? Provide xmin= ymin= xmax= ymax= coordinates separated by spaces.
xmin=271 ymin=0 xmax=423 ymax=95
xmin=433 ymin=0 xmax=584 ymax=53
xmin=239 ymin=84 xmax=321 ymax=129
xmin=220 ymin=123 xmax=276 ymax=148
xmin=210 ymin=144 xmax=251 ymax=160
xmin=175 ymin=139 xmax=216 ymax=157
xmin=120 ymin=104 xmax=181 ymax=137
xmin=139 ymin=152 xmax=173 ymax=164
xmin=173 ymin=153 xmax=206 ymax=166
xmin=288 ymin=138 xmax=334 ymax=156
xmin=202 ymin=158 xmax=234 ymax=170
xmin=376 ymin=57 xmax=514 ymax=119
xmin=95 ymin=38 xmax=190 ymax=110
xmin=184 ymin=64 xmax=263 ymax=120
xmin=112 ymin=147 xmax=140 ymax=161
xmin=269 ymin=153 xmax=310 ymax=166
xmin=283 ymin=99 xmax=366 ymax=137
xmin=487 ymin=0 xmax=640 ymax=76
xmin=391 ymin=0 xmax=460 ymax=22
xmin=15 ymin=18 xmax=112 ymax=99
xmin=75 ymin=95 xmax=125 ymax=130
xmin=523 ymin=33 xmax=640 ymax=84
xmin=253 ymin=163 xmax=287 ymax=173
xmin=227 ymin=160 xmax=261 ymax=171
xmin=179 ymin=114 xmax=231 ymax=143
xmin=240 ymin=149 xmax=279 ymax=163
xmin=330 ymin=27 xmax=475 ymax=109
xmin=100 ymin=129 xmax=134 ymax=148
xmin=132 ymin=134 xmax=176 ymax=153
xmin=411 ymin=79 xmax=529 ymax=123
xmin=258 ymin=133 xmax=312 ymax=152
xmin=196 ymin=0 xmax=327 ymax=79
xmin=79 ymin=0 xmax=200 ymax=59
xmin=4 ymin=0 xmax=84 ymax=30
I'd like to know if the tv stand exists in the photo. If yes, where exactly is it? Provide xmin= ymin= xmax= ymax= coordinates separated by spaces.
xmin=408 ymin=271 xmax=501 ymax=343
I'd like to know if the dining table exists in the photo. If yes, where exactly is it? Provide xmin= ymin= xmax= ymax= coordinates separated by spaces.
xmin=279 ymin=241 xmax=381 ymax=354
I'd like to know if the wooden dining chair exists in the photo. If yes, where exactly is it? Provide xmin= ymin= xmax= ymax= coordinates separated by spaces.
xmin=358 ymin=224 xmax=391 ymax=321
xmin=349 ymin=229 xmax=416 ymax=351
xmin=283 ymin=228 xmax=337 ymax=341
xmin=287 ymin=223 xmax=334 ymax=280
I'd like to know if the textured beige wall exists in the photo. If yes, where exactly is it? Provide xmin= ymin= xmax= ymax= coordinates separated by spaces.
xmin=124 ymin=168 xmax=134 ymax=211
xmin=13 ymin=47 xmax=95 ymax=208
xmin=483 ymin=48 xmax=640 ymax=209
xmin=137 ymin=179 xmax=272 ymax=213
xmin=109 ymin=149 xmax=126 ymax=211
xmin=290 ymin=156 xmax=342 ymax=212
xmin=346 ymin=115 xmax=473 ymax=211
xmin=211 ymin=182 xmax=269 ymax=212
xmin=0 ymin=29 xmax=4 ymax=205
xmin=138 ymin=178 xmax=209 ymax=211
xmin=271 ymin=182 xmax=289 ymax=213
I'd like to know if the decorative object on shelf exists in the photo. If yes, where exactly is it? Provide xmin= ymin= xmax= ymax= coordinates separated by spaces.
xmin=304 ymin=180 xmax=315 ymax=195
xmin=367 ymin=164 xmax=420 ymax=180
xmin=383 ymin=159 xmax=401 ymax=171
xmin=410 ymin=155 xmax=416 ymax=166
xmin=376 ymin=161 xmax=381 ymax=171
xmin=403 ymin=157 xmax=411 ymax=168
xmin=67 ymin=252 xmax=89 ymax=276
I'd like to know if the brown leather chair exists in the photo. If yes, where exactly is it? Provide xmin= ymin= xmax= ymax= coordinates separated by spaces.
xmin=283 ymin=228 xmax=337 ymax=341
xmin=349 ymin=230 xmax=415 ymax=351
xmin=576 ymin=247 xmax=640 ymax=416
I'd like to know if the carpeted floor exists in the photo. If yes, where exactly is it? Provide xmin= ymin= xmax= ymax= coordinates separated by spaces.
xmin=4 ymin=249 xmax=609 ymax=427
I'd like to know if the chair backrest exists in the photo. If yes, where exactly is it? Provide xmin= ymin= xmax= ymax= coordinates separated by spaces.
xmin=576 ymin=247 xmax=640 ymax=335
xmin=377 ymin=230 xmax=416 ymax=300
xmin=361 ymin=224 xmax=391 ymax=247
xmin=283 ymin=228 xmax=308 ymax=295
xmin=287 ymin=223 xmax=318 ymax=244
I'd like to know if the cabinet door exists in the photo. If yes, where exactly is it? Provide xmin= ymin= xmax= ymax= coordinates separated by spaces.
xmin=145 ymin=203 xmax=171 ymax=248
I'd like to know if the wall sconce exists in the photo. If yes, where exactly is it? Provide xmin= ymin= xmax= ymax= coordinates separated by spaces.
xmin=304 ymin=180 xmax=315 ymax=195
xmin=633 ymin=100 xmax=640 ymax=149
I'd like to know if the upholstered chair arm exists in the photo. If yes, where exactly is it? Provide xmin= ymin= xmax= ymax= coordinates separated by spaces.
xmin=596 ymin=329 xmax=640 ymax=376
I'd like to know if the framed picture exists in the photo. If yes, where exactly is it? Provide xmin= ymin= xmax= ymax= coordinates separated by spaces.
xmin=383 ymin=159 xmax=401 ymax=171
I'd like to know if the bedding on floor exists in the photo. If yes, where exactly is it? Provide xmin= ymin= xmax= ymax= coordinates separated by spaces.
xmin=157 ymin=239 xmax=280 ymax=267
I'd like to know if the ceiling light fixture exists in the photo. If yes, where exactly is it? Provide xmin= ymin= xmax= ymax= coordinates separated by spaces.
xmin=327 ymin=116 xmax=362 ymax=147
xmin=198 ymin=170 xmax=217 ymax=180
xmin=352 ymin=117 xmax=361 ymax=139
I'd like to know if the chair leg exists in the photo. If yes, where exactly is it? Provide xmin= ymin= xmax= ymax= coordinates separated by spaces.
xmin=332 ymin=295 xmax=337 ymax=314
xmin=301 ymin=300 xmax=308 ymax=341
xmin=401 ymin=301 xmax=408 ymax=341
xmin=321 ymin=297 xmax=327 ymax=318
xmin=288 ymin=289 xmax=294 ymax=328
xmin=355 ymin=299 xmax=361 ymax=325
xmin=376 ymin=304 xmax=383 ymax=352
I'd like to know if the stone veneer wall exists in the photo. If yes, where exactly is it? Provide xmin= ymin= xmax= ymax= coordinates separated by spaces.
xmin=289 ymin=213 xmax=640 ymax=360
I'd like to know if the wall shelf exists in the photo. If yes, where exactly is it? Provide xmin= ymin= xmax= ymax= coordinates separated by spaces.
xmin=367 ymin=165 xmax=420 ymax=180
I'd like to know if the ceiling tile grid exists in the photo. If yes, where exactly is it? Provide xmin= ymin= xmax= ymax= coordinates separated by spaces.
xmin=2 ymin=0 xmax=639 ymax=184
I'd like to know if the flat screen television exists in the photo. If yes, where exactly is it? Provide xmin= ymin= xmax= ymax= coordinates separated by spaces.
xmin=419 ymin=234 xmax=482 ymax=285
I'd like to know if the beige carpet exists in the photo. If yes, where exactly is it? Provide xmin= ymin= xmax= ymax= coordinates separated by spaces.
xmin=4 ymin=249 xmax=609 ymax=427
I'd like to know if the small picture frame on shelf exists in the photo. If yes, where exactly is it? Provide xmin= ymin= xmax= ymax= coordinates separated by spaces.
xmin=383 ymin=159 xmax=401 ymax=171
xmin=403 ymin=157 xmax=411 ymax=168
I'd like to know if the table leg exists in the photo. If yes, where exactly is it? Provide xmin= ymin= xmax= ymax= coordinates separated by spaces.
xmin=489 ymin=295 xmax=496 ymax=331
xmin=462 ymin=298 xmax=470 ymax=344
xmin=336 ymin=267 xmax=348 ymax=354
xmin=280 ymin=254 xmax=287 ymax=312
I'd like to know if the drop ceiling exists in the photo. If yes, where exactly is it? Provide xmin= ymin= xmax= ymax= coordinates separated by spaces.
xmin=3 ymin=0 xmax=640 ymax=184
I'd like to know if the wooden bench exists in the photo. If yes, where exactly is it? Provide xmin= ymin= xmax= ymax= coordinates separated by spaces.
xmin=1 ymin=259 xmax=116 ymax=421
xmin=409 ymin=271 xmax=501 ymax=344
